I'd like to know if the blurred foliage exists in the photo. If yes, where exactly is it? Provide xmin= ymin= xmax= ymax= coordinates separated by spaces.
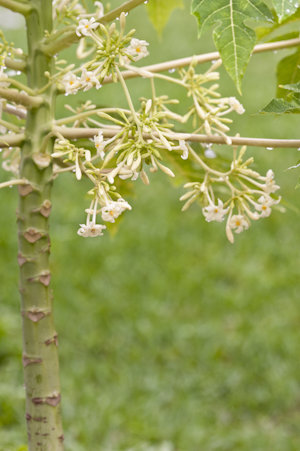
xmin=1 ymin=0 xmax=300 ymax=450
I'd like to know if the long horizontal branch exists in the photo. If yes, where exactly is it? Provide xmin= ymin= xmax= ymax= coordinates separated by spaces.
xmin=102 ymin=37 xmax=300 ymax=84
xmin=53 ymin=126 xmax=300 ymax=149
xmin=0 ymin=132 xmax=25 ymax=148
xmin=0 ymin=88 xmax=43 ymax=109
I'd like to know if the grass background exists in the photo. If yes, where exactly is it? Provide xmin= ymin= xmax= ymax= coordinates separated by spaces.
xmin=1 ymin=1 xmax=300 ymax=450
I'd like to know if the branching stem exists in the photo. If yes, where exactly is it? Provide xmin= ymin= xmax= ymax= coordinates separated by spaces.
xmin=53 ymin=126 xmax=300 ymax=149
xmin=102 ymin=37 xmax=300 ymax=84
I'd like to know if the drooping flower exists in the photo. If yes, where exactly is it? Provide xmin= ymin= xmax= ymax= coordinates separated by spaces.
xmin=228 ymin=97 xmax=245 ymax=114
xmin=179 ymin=140 xmax=189 ymax=160
xmin=80 ymin=69 xmax=101 ymax=92
xmin=94 ymin=1 xmax=104 ymax=19
xmin=127 ymin=38 xmax=149 ymax=61
xmin=101 ymin=200 xmax=131 ymax=223
xmin=264 ymin=169 xmax=280 ymax=194
xmin=62 ymin=72 xmax=80 ymax=95
xmin=228 ymin=215 xmax=249 ymax=234
xmin=203 ymin=199 xmax=229 ymax=222
xmin=76 ymin=17 xmax=100 ymax=37
xmin=93 ymin=131 xmax=105 ymax=159
xmin=77 ymin=222 xmax=106 ymax=237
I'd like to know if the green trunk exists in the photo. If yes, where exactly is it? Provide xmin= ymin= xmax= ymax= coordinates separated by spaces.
xmin=17 ymin=1 xmax=64 ymax=449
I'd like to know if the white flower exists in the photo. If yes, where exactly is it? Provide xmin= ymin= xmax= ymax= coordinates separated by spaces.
xmin=76 ymin=17 xmax=100 ymax=37
xmin=127 ymin=38 xmax=149 ymax=61
xmin=203 ymin=199 xmax=229 ymax=222
xmin=80 ymin=68 xmax=101 ymax=92
xmin=94 ymin=1 xmax=104 ymax=19
xmin=229 ymin=215 xmax=249 ymax=234
xmin=101 ymin=200 xmax=131 ymax=223
xmin=0 ymin=66 xmax=10 ymax=88
xmin=62 ymin=72 xmax=80 ymax=95
xmin=264 ymin=169 xmax=280 ymax=194
xmin=255 ymin=196 xmax=273 ymax=218
xmin=77 ymin=222 xmax=106 ymax=237
xmin=93 ymin=131 xmax=105 ymax=159
xmin=228 ymin=97 xmax=245 ymax=114
xmin=179 ymin=140 xmax=189 ymax=160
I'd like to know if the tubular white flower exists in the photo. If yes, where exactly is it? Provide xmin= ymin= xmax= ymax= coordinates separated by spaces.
xmin=203 ymin=199 xmax=229 ymax=222
xmin=179 ymin=140 xmax=189 ymax=160
xmin=76 ymin=17 xmax=100 ymax=37
xmin=80 ymin=69 xmax=101 ymax=92
xmin=93 ymin=131 xmax=105 ymax=159
xmin=229 ymin=215 xmax=249 ymax=234
xmin=228 ymin=97 xmax=245 ymax=114
xmin=264 ymin=169 xmax=280 ymax=194
xmin=62 ymin=72 xmax=80 ymax=95
xmin=94 ymin=1 xmax=104 ymax=19
xmin=127 ymin=38 xmax=149 ymax=61
xmin=77 ymin=222 xmax=106 ymax=237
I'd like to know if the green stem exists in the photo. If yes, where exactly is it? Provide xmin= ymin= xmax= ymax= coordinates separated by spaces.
xmin=4 ymin=57 xmax=27 ymax=73
xmin=0 ymin=77 xmax=36 ymax=95
xmin=0 ymin=0 xmax=31 ymax=14
xmin=0 ymin=87 xmax=43 ymax=108
xmin=0 ymin=178 xmax=27 ymax=189
xmin=18 ymin=2 xmax=64 ymax=450
xmin=0 ymin=117 xmax=21 ymax=133
xmin=115 ymin=66 xmax=143 ymax=140
xmin=55 ymin=107 xmax=131 ymax=125
xmin=0 ymin=132 xmax=25 ymax=147
xmin=100 ymin=0 xmax=146 ymax=23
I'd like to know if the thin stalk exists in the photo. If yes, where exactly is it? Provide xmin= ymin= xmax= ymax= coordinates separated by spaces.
xmin=100 ymin=0 xmax=146 ymax=23
xmin=4 ymin=104 xmax=27 ymax=119
xmin=0 ymin=132 xmax=25 ymax=147
xmin=0 ymin=0 xmax=31 ymax=14
xmin=53 ymin=126 xmax=300 ymax=149
xmin=115 ymin=66 xmax=143 ymax=140
xmin=101 ymin=37 xmax=300 ymax=84
xmin=4 ymin=58 xmax=27 ymax=73
xmin=0 ymin=78 xmax=36 ymax=95
xmin=55 ymin=107 xmax=131 ymax=125
xmin=18 ymin=1 xmax=64 ymax=450
xmin=0 ymin=88 xmax=43 ymax=108
xmin=0 ymin=117 xmax=21 ymax=133
xmin=0 ymin=178 xmax=27 ymax=189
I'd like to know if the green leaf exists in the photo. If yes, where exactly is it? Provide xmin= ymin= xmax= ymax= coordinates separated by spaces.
xmin=257 ymin=98 xmax=300 ymax=114
xmin=273 ymin=0 xmax=298 ymax=22
xmin=277 ymin=48 xmax=300 ymax=98
xmin=191 ymin=0 xmax=273 ymax=93
xmin=280 ymin=81 xmax=300 ymax=92
xmin=146 ymin=0 xmax=184 ymax=36
xmin=296 ymin=175 xmax=300 ymax=188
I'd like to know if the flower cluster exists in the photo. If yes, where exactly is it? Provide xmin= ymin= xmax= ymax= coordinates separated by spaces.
xmin=178 ymin=59 xmax=245 ymax=144
xmin=77 ymin=184 xmax=132 ymax=238
xmin=59 ymin=12 xmax=150 ymax=96
xmin=180 ymin=145 xmax=281 ymax=243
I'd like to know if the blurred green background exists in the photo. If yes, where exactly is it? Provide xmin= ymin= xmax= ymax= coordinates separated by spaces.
xmin=1 ymin=1 xmax=300 ymax=450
